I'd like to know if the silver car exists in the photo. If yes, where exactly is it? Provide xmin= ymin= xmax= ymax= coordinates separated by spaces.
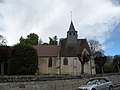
xmin=78 ymin=78 xmax=113 ymax=90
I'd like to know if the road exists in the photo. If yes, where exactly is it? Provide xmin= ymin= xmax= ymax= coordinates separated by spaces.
xmin=114 ymin=87 xmax=120 ymax=90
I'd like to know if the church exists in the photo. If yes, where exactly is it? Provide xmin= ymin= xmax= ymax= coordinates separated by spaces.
xmin=34 ymin=20 xmax=96 ymax=75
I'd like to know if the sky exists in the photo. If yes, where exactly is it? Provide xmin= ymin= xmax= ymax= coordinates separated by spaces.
xmin=0 ymin=0 xmax=120 ymax=56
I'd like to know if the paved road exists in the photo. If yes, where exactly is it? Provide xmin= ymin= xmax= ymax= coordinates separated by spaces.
xmin=114 ymin=87 xmax=120 ymax=90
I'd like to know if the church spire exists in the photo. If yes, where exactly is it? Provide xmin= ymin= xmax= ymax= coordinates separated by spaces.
xmin=69 ymin=20 xmax=75 ymax=31
xmin=69 ymin=11 xmax=75 ymax=31
xmin=67 ymin=20 xmax=78 ymax=44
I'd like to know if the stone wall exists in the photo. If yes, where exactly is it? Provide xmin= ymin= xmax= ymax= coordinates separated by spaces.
xmin=38 ymin=56 xmax=96 ymax=75
xmin=0 ymin=74 xmax=120 ymax=90
xmin=38 ymin=57 xmax=57 ymax=75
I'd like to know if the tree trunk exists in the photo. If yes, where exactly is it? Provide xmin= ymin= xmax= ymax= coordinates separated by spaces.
xmin=81 ymin=63 xmax=84 ymax=74
xmin=90 ymin=57 xmax=93 ymax=76
xmin=1 ymin=62 xmax=4 ymax=76
xmin=101 ymin=67 xmax=104 ymax=74
xmin=117 ymin=64 xmax=120 ymax=73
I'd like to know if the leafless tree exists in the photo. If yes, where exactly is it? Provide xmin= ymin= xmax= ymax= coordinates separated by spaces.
xmin=0 ymin=35 xmax=7 ymax=46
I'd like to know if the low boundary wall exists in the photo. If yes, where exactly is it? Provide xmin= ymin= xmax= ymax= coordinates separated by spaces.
xmin=0 ymin=73 xmax=120 ymax=90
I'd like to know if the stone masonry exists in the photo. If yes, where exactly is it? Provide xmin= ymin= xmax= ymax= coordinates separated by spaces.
xmin=0 ymin=74 xmax=120 ymax=90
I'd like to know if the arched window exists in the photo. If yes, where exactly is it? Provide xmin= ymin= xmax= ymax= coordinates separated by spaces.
xmin=63 ymin=57 xmax=68 ymax=65
xmin=48 ymin=57 xmax=52 ymax=67
xmin=73 ymin=32 xmax=75 ymax=35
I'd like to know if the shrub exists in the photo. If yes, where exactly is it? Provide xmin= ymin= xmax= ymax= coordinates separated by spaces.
xmin=103 ymin=63 xmax=118 ymax=73
xmin=8 ymin=44 xmax=38 ymax=75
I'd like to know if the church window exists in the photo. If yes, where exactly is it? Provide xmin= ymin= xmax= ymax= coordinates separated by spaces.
xmin=48 ymin=57 xmax=52 ymax=67
xmin=63 ymin=57 xmax=68 ymax=65
xmin=70 ymin=32 xmax=72 ymax=36
xmin=73 ymin=32 xmax=75 ymax=35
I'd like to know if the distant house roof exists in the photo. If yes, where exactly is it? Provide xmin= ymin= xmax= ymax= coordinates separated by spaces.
xmin=59 ymin=38 xmax=91 ymax=57
xmin=33 ymin=45 xmax=59 ymax=57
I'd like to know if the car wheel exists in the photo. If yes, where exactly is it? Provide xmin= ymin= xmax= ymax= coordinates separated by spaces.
xmin=109 ymin=86 xmax=113 ymax=90
xmin=91 ymin=88 xmax=96 ymax=90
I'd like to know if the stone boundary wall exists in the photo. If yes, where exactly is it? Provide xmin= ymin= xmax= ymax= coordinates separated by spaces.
xmin=0 ymin=73 xmax=120 ymax=90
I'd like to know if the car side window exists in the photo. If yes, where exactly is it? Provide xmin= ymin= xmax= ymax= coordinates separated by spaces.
xmin=99 ymin=79 xmax=106 ymax=84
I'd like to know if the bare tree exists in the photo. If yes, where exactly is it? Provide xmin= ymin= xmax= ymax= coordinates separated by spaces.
xmin=89 ymin=40 xmax=104 ymax=75
xmin=0 ymin=35 xmax=7 ymax=46
xmin=89 ymin=40 xmax=104 ymax=57
xmin=77 ymin=53 xmax=90 ymax=74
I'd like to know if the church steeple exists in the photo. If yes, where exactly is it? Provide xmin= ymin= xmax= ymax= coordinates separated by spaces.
xmin=67 ymin=20 xmax=78 ymax=44
xmin=69 ymin=20 xmax=75 ymax=31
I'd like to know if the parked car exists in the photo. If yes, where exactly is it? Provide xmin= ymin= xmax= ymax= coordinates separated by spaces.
xmin=77 ymin=78 xmax=113 ymax=90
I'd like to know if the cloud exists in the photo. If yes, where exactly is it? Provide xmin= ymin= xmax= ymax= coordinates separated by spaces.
xmin=0 ymin=0 xmax=4 ymax=3
xmin=0 ymin=0 xmax=67 ymax=45
xmin=110 ymin=0 xmax=120 ymax=6
xmin=0 ymin=0 xmax=120 ymax=46
xmin=75 ymin=0 xmax=120 ymax=42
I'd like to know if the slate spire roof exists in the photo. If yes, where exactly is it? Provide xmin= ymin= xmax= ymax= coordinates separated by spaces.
xmin=69 ymin=20 xmax=76 ymax=31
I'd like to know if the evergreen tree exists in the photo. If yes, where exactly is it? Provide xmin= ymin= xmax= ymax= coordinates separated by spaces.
xmin=8 ymin=44 xmax=38 ymax=75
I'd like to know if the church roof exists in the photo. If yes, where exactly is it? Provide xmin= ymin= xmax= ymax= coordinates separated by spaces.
xmin=59 ymin=38 xmax=91 ymax=57
xmin=34 ymin=20 xmax=91 ymax=57
xmin=33 ymin=39 xmax=91 ymax=57
xmin=69 ymin=20 xmax=76 ymax=31
xmin=77 ymin=39 xmax=91 ymax=54
xmin=33 ymin=45 xmax=59 ymax=57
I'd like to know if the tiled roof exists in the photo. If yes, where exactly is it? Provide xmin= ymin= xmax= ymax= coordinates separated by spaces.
xmin=33 ymin=39 xmax=90 ymax=57
xmin=77 ymin=39 xmax=91 ymax=54
xmin=59 ymin=38 xmax=91 ymax=57
xmin=33 ymin=45 xmax=59 ymax=57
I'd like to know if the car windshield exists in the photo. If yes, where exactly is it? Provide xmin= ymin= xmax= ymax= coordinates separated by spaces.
xmin=86 ymin=79 xmax=97 ymax=85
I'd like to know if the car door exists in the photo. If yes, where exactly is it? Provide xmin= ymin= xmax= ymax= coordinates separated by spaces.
xmin=98 ymin=79 xmax=109 ymax=90
xmin=94 ymin=80 xmax=103 ymax=90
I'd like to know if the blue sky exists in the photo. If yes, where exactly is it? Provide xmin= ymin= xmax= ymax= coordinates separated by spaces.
xmin=0 ymin=0 xmax=120 ymax=56
xmin=104 ymin=22 xmax=120 ymax=56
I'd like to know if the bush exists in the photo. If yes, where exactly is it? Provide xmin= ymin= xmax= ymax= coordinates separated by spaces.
xmin=103 ymin=63 xmax=118 ymax=73
xmin=8 ymin=44 xmax=38 ymax=75
xmin=95 ymin=66 xmax=102 ymax=74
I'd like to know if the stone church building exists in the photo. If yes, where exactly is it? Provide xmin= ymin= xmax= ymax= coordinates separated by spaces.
xmin=34 ymin=20 xmax=96 ymax=75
